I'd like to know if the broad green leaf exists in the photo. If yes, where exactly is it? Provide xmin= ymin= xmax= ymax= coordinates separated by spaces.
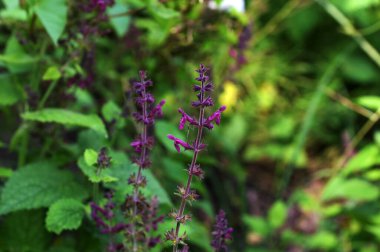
xmin=0 ymin=75 xmax=23 ymax=106
xmin=34 ymin=0 xmax=67 ymax=45
xmin=0 ymin=167 xmax=13 ymax=178
xmin=243 ymin=215 xmax=271 ymax=236
xmin=45 ymin=199 xmax=85 ymax=234
xmin=78 ymin=157 xmax=118 ymax=183
xmin=342 ymin=145 xmax=380 ymax=175
xmin=356 ymin=96 xmax=380 ymax=110
xmin=42 ymin=66 xmax=61 ymax=81
xmin=0 ymin=210 xmax=50 ymax=251
xmin=21 ymin=108 xmax=108 ymax=138
xmin=322 ymin=177 xmax=379 ymax=201
xmin=221 ymin=114 xmax=248 ymax=153
xmin=268 ymin=200 xmax=287 ymax=228
xmin=149 ymin=2 xmax=180 ymax=19
xmin=0 ymin=162 xmax=88 ymax=215
xmin=84 ymin=149 xmax=98 ymax=166
xmin=107 ymin=2 xmax=131 ymax=37
xmin=101 ymin=101 xmax=122 ymax=122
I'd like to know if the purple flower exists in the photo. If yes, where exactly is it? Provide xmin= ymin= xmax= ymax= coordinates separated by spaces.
xmin=211 ymin=210 xmax=233 ymax=251
xmin=166 ymin=64 xmax=226 ymax=251
xmin=97 ymin=147 xmax=111 ymax=168
xmin=167 ymin=134 xmax=193 ymax=152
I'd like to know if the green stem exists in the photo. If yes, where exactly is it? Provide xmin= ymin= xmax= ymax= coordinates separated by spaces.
xmin=38 ymin=80 xmax=58 ymax=109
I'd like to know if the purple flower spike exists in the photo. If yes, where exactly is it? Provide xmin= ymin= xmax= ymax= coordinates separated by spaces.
xmin=211 ymin=210 xmax=233 ymax=251
xmin=167 ymin=134 xmax=193 ymax=152
xmin=167 ymin=64 xmax=227 ymax=251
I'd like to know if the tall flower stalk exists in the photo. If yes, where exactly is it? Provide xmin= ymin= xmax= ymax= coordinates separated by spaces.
xmin=166 ymin=64 xmax=226 ymax=251
xmin=128 ymin=70 xmax=165 ymax=251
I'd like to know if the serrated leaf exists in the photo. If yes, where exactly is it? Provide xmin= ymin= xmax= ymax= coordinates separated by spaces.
xmin=84 ymin=149 xmax=98 ymax=166
xmin=1 ymin=36 xmax=36 ymax=73
xmin=22 ymin=108 xmax=108 ymax=138
xmin=46 ymin=198 xmax=85 ymax=234
xmin=0 ymin=162 xmax=88 ymax=215
xmin=42 ymin=66 xmax=61 ymax=81
xmin=34 ymin=0 xmax=67 ymax=45
xmin=0 ymin=210 xmax=50 ymax=251
xmin=322 ymin=177 xmax=379 ymax=201
xmin=268 ymin=201 xmax=287 ymax=229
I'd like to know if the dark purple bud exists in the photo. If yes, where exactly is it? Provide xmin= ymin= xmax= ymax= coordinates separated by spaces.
xmin=211 ymin=210 xmax=233 ymax=251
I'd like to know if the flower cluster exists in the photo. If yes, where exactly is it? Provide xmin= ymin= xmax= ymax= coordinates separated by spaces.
xmin=166 ymin=64 xmax=226 ymax=251
xmin=229 ymin=23 xmax=253 ymax=68
xmin=90 ymin=192 xmax=128 ymax=251
xmin=211 ymin=210 xmax=233 ymax=251
xmin=124 ymin=70 xmax=165 ymax=251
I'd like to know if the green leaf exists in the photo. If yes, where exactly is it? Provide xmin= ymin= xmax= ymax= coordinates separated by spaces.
xmin=342 ymin=145 xmax=380 ymax=175
xmin=0 ymin=167 xmax=13 ymax=178
xmin=243 ymin=215 xmax=271 ymax=236
xmin=42 ymin=66 xmax=61 ymax=81
xmin=322 ymin=177 xmax=379 ymax=201
xmin=107 ymin=2 xmax=131 ymax=37
xmin=0 ymin=74 xmax=23 ymax=106
xmin=84 ymin=149 xmax=98 ymax=166
xmin=0 ymin=210 xmax=50 ymax=251
xmin=34 ymin=0 xmax=67 ymax=45
xmin=3 ymin=0 xmax=19 ymax=9
xmin=21 ymin=108 xmax=108 ymax=138
xmin=307 ymin=231 xmax=338 ymax=249
xmin=268 ymin=200 xmax=287 ymax=228
xmin=45 ymin=199 xmax=85 ymax=234
xmin=0 ymin=162 xmax=88 ymax=215
xmin=78 ymin=157 xmax=118 ymax=183
xmin=101 ymin=101 xmax=122 ymax=122
xmin=1 ymin=36 xmax=36 ymax=73
xmin=356 ymin=96 xmax=380 ymax=110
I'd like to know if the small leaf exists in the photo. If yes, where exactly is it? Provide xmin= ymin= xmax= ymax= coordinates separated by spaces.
xmin=42 ymin=66 xmax=61 ymax=81
xmin=84 ymin=149 xmax=98 ymax=166
xmin=268 ymin=201 xmax=287 ymax=229
xmin=46 ymin=198 xmax=85 ymax=234
xmin=322 ymin=177 xmax=379 ymax=201
xmin=342 ymin=145 xmax=380 ymax=175
xmin=356 ymin=96 xmax=380 ymax=110
xmin=0 ymin=167 xmax=13 ymax=178
xmin=34 ymin=0 xmax=67 ymax=45
xmin=107 ymin=2 xmax=131 ymax=37
xmin=0 ymin=162 xmax=88 ymax=215
xmin=78 ymin=157 xmax=118 ymax=183
xmin=101 ymin=101 xmax=122 ymax=122
xmin=243 ymin=215 xmax=271 ymax=236
xmin=22 ymin=108 xmax=108 ymax=138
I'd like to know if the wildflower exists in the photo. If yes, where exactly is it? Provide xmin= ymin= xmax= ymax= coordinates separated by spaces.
xmin=211 ymin=210 xmax=233 ymax=251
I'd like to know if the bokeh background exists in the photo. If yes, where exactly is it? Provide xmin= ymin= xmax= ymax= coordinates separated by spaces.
xmin=1 ymin=0 xmax=380 ymax=251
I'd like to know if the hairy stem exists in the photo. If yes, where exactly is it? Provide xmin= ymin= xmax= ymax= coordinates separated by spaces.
xmin=173 ymin=80 xmax=206 ymax=252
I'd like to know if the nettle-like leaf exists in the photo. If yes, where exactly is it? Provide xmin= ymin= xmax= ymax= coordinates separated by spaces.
xmin=45 ymin=198 xmax=85 ymax=234
xmin=107 ymin=1 xmax=131 ymax=37
xmin=268 ymin=200 xmax=287 ymax=229
xmin=22 ymin=108 xmax=108 ymax=138
xmin=0 ymin=162 xmax=88 ymax=215
xmin=34 ymin=0 xmax=68 ymax=45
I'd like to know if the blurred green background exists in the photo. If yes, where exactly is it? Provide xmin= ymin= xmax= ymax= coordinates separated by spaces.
xmin=1 ymin=0 xmax=380 ymax=251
